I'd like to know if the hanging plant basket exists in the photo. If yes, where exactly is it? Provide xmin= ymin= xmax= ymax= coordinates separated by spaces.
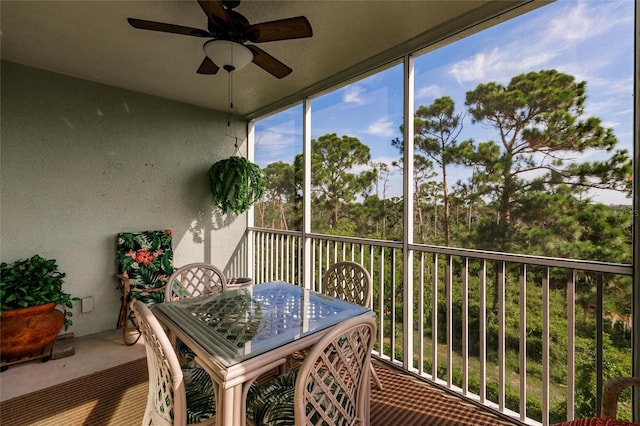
xmin=208 ymin=156 xmax=265 ymax=214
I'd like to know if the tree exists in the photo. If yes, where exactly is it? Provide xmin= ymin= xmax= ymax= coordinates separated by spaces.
xmin=414 ymin=96 xmax=467 ymax=246
xmin=261 ymin=161 xmax=299 ymax=230
xmin=371 ymin=162 xmax=391 ymax=238
xmin=391 ymin=136 xmax=438 ymax=244
xmin=464 ymin=69 xmax=632 ymax=251
xmin=412 ymin=155 xmax=437 ymax=243
xmin=304 ymin=133 xmax=377 ymax=231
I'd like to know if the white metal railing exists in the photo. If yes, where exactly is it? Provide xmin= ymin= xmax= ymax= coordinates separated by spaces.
xmin=249 ymin=227 xmax=635 ymax=426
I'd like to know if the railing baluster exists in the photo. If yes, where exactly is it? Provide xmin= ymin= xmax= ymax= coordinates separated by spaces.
xmin=269 ymin=233 xmax=274 ymax=281
xmin=432 ymin=252 xmax=439 ymax=381
xmin=379 ymin=246 xmax=385 ymax=360
xmin=480 ymin=258 xmax=487 ymax=403
xmin=446 ymin=255 xmax=453 ymax=387
xmin=325 ymin=240 xmax=329 ymax=274
xmin=276 ymin=234 xmax=281 ymax=280
xmin=261 ymin=231 xmax=265 ymax=283
xmin=279 ymin=234 xmax=283 ymax=280
xmin=498 ymin=261 xmax=506 ymax=412
xmin=596 ymin=273 xmax=604 ymax=416
xmin=419 ymin=252 xmax=425 ymax=376
xmin=462 ymin=256 xmax=469 ymax=395
xmin=286 ymin=235 xmax=290 ymax=283
xmin=542 ymin=266 xmax=550 ymax=426
xmin=520 ymin=264 xmax=527 ymax=421
xmin=391 ymin=248 xmax=397 ymax=362
xmin=567 ymin=269 xmax=576 ymax=421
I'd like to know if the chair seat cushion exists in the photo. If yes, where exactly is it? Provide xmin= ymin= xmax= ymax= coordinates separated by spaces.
xmin=117 ymin=230 xmax=174 ymax=304
xmin=247 ymin=371 xmax=297 ymax=426
xmin=184 ymin=366 xmax=217 ymax=424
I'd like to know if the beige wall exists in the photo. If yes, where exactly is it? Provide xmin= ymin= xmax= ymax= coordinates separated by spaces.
xmin=1 ymin=61 xmax=249 ymax=336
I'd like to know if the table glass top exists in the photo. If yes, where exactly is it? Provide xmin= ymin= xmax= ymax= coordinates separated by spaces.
xmin=153 ymin=281 xmax=371 ymax=366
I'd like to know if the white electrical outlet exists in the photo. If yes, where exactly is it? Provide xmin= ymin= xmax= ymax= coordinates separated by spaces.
xmin=81 ymin=296 xmax=94 ymax=313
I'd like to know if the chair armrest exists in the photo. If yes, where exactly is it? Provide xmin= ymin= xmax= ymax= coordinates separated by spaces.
xmin=601 ymin=376 xmax=640 ymax=419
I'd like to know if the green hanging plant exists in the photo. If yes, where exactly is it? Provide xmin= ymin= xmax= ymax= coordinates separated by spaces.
xmin=208 ymin=156 xmax=265 ymax=214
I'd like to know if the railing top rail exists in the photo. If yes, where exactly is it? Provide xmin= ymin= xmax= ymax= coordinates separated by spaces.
xmin=250 ymin=227 xmax=303 ymax=238
xmin=251 ymin=227 xmax=404 ymax=249
xmin=250 ymin=227 xmax=632 ymax=276
xmin=408 ymin=243 xmax=632 ymax=275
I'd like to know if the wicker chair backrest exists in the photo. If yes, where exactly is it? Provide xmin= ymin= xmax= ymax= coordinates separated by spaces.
xmin=132 ymin=300 xmax=187 ymax=426
xmin=322 ymin=261 xmax=372 ymax=308
xmin=294 ymin=315 xmax=376 ymax=426
xmin=165 ymin=263 xmax=227 ymax=302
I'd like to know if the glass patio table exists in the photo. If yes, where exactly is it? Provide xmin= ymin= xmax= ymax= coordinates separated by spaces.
xmin=152 ymin=280 xmax=373 ymax=426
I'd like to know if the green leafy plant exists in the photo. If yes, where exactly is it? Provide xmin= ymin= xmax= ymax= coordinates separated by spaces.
xmin=209 ymin=156 xmax=265 ymax=214
xmin=0 ymin=255 xmax=76 ymax=329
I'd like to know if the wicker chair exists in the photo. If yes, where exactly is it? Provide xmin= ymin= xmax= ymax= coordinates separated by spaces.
xmin=132 ymin=300 xmax=217 ymax=426
xmin=165 ymin=263 xmax=227 ymax=302
xmin=321 ymin=261 xmax=383 ymax=390
xmin=164 ymin=263 xmax=228 ymax=369
xmin=553 ymin=377 xmax=640 ymax=426
xmin=248 ymin=315 xmax=376 ymax=426
xmin=116 ymin=230 xmax=174 ymax=345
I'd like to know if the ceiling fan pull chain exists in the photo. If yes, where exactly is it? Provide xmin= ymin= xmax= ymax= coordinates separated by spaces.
xmin=226 ymin=70 xmax=233 ymax=128
xmin=229 ymin=69 xmax=234 ymax=111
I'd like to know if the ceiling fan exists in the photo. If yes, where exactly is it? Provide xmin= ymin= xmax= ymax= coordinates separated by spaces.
xmin=127 ymin=0 xmax=313 ymax=78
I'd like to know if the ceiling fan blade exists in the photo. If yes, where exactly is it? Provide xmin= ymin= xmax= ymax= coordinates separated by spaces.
xmin=197 ymin=0 xmax=232 ymax=26
xmin=197 ymin=57 xmax=220 ymax=74
xmin=246 ymin=45 xmax=292 ymax=79
xmin=245 ymin=17 xmax=313 ymax=43
xmin=127 ymin=18 xmax=210 ymax=37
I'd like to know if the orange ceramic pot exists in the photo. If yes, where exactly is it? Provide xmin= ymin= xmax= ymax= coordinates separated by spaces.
xmin=0 ymin=302 xmax=64 ymax=360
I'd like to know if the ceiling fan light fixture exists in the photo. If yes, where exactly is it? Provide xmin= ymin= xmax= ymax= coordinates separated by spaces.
xmin=203 ymin=40 xmax=253 ymax=72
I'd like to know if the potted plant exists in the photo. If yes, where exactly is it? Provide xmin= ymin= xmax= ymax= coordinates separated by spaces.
xmin=0 ymin=255 xmax=75 ymax=361
xmin=208 ymin=156 xmax=265 ymax=214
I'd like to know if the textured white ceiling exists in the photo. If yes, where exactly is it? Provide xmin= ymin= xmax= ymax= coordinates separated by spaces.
xmin=1 ymin=1 xmax=528 ymax=118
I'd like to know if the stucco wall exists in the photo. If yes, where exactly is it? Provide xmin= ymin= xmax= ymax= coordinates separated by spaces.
xmin=1 ymin=61 xmax=249 ymax=337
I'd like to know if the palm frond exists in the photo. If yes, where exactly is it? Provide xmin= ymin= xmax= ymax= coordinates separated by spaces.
xmin=247 ymin=371 xmax=297 ymax=426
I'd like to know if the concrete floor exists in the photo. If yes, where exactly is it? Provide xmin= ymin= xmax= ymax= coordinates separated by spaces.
xmin=0 ymin=329 xmax=145 ymax=401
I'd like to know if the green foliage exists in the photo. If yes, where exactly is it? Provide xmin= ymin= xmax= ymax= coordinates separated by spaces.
xmin=304 ymin=133 xmax=377 ymax=231
xmin=209 ymin=156 xmax=265 ymax=215
xmin=463 ymin=69 xmax=630 ymax=252
xmin=0 ymin=255 xmax=76 ymax=329
xmin=257 ymin=161 xmax=301 ymax=230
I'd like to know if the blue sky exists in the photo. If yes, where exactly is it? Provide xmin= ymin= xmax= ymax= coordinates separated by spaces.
xmin=255 ymin=0 xmax=634 ymax=205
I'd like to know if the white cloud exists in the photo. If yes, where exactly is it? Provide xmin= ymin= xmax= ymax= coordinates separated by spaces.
xmin=448 ymin=0 xmax=631 ymax=86
xmin=545 ymin=0 xmax=621 ymax=42
xmin=415 ymin=84 xmax=443 ymax=100
xmin=364 ymin=118 xmax=396 ymax=137
xmin=450 ymin=50 xmax=492 ymax=83
xmin=343 ymin=86 xmax=366 ymax=105
xmin=254 ymin=121 xmax=300 ymax=165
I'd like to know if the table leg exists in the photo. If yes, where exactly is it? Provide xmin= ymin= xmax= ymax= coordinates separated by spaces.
xmin=233 ymin=385 xmax=243 ymax=424
xmin=219 ymin=386 xmax=236 ymax=426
